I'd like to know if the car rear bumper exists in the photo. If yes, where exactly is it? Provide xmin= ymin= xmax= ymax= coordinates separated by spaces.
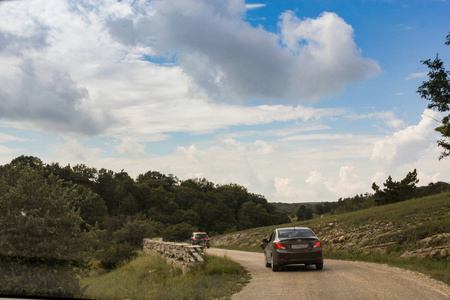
xmin=275 ymin=250 xmax=323 ymax=265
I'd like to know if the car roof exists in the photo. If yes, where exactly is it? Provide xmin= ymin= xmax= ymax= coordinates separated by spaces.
xmin=276 ymin=227 xmax=311 ymax=231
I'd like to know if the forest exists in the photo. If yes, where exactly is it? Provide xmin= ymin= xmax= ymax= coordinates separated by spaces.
xmin=0 ymin=155 xmax=289 ymax=296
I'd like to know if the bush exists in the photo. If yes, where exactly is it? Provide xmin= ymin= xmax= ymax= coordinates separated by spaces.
xmin=162 ymin=222 xmax=198 ymax=242
xmin=113 ymin=217 xmax=159 ymax=248
xmin=99 ymin=242 xmax=137 ymax=270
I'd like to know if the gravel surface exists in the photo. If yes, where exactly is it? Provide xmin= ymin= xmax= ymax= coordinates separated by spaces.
xmin=207 ymin=248 xmax=450 ymax=300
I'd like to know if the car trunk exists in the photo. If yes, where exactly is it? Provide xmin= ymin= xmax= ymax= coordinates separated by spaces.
xmin=279 ymin=237 xmax=319 ymax=252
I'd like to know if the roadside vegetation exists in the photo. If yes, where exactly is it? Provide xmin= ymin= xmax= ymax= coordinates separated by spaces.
xmin=212 ymin=192 xmax=450 ymax=285
xmin=82 ymin=252 xmax=249 ymax=300
xmin=0 ymin=156 xmax=279 ymax=298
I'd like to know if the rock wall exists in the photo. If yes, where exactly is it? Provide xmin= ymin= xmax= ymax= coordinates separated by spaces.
xmin=143 ymin=238 xmax=204 ymax=273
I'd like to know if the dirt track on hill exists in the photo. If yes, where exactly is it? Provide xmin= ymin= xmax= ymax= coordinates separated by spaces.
xmin=207 ymin=248 xmax=450 ymax=300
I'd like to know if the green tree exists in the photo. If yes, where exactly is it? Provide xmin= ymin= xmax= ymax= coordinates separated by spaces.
xmin=372 ymin=169 xmax=419 ymax=205
xmin=0 ymin=162 xmax=95 ymax=297
xmin=113 ymin=215 xmax=159 ymax=248
xmin=162 ymin=222 xmax=198 ymax=242
xmin=296 ymin=205 xmax=313 ymax=221
xmin=418 ymin=32 xmax=450 ymax=159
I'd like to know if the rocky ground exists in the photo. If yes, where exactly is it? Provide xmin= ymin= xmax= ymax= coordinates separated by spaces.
xmin=212 ymin=193 xmax=450 ymax=261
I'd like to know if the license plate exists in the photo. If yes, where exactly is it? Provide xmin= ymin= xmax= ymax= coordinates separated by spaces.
xmin=291 ymin=244 xmax=308 ymax=249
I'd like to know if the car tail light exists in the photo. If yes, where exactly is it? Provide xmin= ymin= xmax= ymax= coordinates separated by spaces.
xmin=314 ymin=241 xmax=322 ymax=248
xmin=274 ymin=243 xmax=286 ymax=250
xmin=193 ymin=238 xmax=198 ymax=240
xmin=205 ymin=238 xmax=210 ymax=240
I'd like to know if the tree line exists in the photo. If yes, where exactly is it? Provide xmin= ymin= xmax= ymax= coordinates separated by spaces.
xmin=0 ymin=155 xmax=288 ymax=297
xmin=295 ymin=169 xmax=450 ymax=221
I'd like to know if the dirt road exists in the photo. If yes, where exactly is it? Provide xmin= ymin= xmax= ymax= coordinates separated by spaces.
xmin=207 ymin=248 xmax=450 ymax=300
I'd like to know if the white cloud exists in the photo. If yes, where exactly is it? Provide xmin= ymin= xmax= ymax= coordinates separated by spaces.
xmin=306 ymin=171 xmax=324 ymax=185
xmin=405 ymin=72 xmax=428 ymax=80
xmin=246 ymin=4 xmax=266 ymax=10
xmin=0 ymin=0 xmax=379 ymax=140
xmin=52 ymin=137 xmax=103 ymax=163
xmin=0 ymin=144 xmax=23 ymax=155
xmin=347 ymin=111 xmax=405 ymax=130
xmin=371 ymin=109 xmax=441 ymax=169
xmin=115 ymin=137 xmax=146 ymax=158
xmin=107 ymin=0 xmax=380 ymax=102
xmin=324 ymin=166 xmax=366 ymax=197
xmin=177 ymin=144 xmax=202 ymax=164
xmin=253 ymin=140 xmax=274 ymax=155
xmin=0 ymin=132 xmax=26 ymax=143
xmin=278 ymin=11 xmax=381 ymax=100
xmin=417 ymin=171 xmax=441 ymax=185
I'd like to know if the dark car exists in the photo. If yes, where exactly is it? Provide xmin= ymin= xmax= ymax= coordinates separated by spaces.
xmin=261 ymin=227 xmax=323 ymax=271
xmin=190 ymin=232 xmax=210 ymax=248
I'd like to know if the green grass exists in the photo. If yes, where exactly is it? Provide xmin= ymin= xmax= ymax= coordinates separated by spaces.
xmin=81 ymin=252 xmax=250 ymax=300
xmin=212 ymin=192 xmax=450 ymax=286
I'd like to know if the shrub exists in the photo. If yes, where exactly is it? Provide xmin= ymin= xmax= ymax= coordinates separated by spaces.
xmin=99 ymin=242 xmax=137 ymax=270
xmin=162 ymin=222 xmax=198 ymax=242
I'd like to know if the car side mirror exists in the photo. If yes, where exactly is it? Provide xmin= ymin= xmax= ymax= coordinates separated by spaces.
xmin=260 ymin=238 xmax=269 ymax=250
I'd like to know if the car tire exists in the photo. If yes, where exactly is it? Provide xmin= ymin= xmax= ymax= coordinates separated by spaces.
xmin=264 ymin=253 xmax=271 ymax=268
xmin=271 ymin=255 xmax=279 ymax=272
xmin=316 ymin=263 xmax=323 ymax=270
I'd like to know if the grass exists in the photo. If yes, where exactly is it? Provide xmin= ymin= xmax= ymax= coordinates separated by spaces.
xmin=81 ymin=252 xmax=250 ymax=300
xmin=212 ymin=192 xmax=450 ymax=286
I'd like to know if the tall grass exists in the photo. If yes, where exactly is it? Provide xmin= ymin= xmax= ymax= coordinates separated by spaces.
xmin=82 ymin=252 xmax=249 ymax=300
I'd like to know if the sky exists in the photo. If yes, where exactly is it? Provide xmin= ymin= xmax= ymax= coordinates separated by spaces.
xmin=0 ymin=0 xmax=449 ymax=203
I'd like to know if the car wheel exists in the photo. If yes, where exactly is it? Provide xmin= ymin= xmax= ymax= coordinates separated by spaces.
xmin=316 ymin=263 xmax=323 ymax=270
xmin=264 ymin=253 xmax=271 ymax=268
xmin=271 ymin=254 xmax=279 ymax=272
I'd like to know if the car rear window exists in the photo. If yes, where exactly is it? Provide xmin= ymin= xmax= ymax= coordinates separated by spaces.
xmin=195 ymin=233 xmax=208 ymax=238
xmin=278 ymin=228 xmax=315 ymax=239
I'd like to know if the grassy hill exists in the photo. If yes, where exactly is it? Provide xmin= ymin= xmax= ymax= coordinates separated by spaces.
xmin=212 ymin=192 xmax=450 ymax=285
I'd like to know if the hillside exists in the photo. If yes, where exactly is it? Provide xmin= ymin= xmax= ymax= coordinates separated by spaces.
xmin=212 ymin=192 xmax=450 ymax=284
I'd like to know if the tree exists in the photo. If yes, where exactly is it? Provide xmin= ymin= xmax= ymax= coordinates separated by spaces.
xmin=162 ymin=222 xmax=198 ymax=242
xmin=417 ymin=32 xmax=450 ymax=159
xmin=296 ymin=205 xmax=313 ymax=221
xmin=372 ymin=169 xmax=419 ymax=205
xmin=0 ymin=162 xmax=96 ymax=297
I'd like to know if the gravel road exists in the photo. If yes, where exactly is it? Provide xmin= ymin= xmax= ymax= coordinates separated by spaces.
xmin=207 ymin=248 xmax=450 ymax=300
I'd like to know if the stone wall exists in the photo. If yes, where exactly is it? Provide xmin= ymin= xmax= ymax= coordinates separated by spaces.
xmin=142 ymin=238 xmax=205 ymax=273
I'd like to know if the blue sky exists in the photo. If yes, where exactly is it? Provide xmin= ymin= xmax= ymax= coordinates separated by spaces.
xmin=0 ymin=0 xmax=449 ymax=203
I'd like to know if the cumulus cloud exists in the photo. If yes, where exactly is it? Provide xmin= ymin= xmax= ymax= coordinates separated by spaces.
xmin=417 ymin=171 xmax=441 ymax=185
xmin=105 ymin=0 xmax=380 ymax=102
xmin=115 ymin=137 xmax=146 ymax=158
xmin=0 ymin=0 xmax=378 ymax=138
xmin=306 ymin=171 xmax=324 ymax=185
xmin=52 ymin=137 xmax=103 ymax=162
xmin=371 ymin=109 xmax=441 ymax=169
xmin=324 ymin=166 xmax=366 ymax=197
xmin=0 ymin=59 xmax=109 ymax=135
